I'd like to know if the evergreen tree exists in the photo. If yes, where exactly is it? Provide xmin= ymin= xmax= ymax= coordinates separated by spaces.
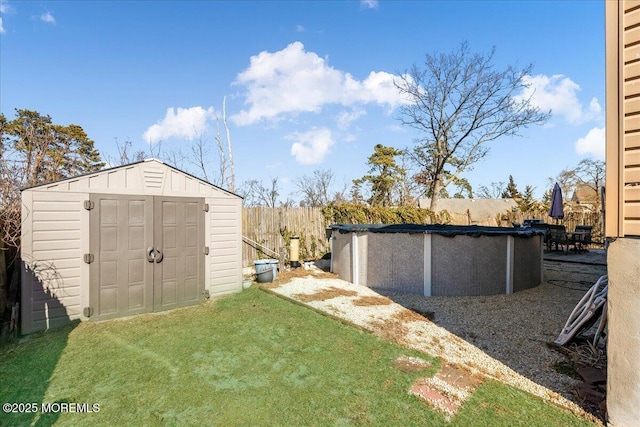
xmin=518 ymin=185 xmax=537 ymax=211
xmin=355 ymin=144 xmax=405 ymax=207
xmin=5 ymin=109 xmax=104 ymax=186
xmin=501 ymin=175 xmax=521 ymax=200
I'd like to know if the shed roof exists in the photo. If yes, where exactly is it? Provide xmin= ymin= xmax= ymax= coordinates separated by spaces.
xmin=21 ymin=158 xmax=242 ymax=199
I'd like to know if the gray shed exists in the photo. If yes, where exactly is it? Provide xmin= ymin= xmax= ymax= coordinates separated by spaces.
xmin=21 ymin=159 xmax=243 ymax=334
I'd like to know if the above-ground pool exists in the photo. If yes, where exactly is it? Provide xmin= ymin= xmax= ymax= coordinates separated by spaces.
xmin=329 ymin=224 xmax=545 ymax=296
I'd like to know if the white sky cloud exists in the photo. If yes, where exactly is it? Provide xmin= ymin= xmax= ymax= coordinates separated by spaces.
xmin=0 ymin=1 xmax=11 ymax=14
xmin=289 ymin=128 xmax=335 ymax=164
xmin=143 ymin=106 xmax=216 ymax=143
xmin=575 ymin=126 xmax=605 ymax=159
xmin=231 ymin=41 xmax=406 ymax=126
xmin=517 ymin=74 xmax=601 ymax=124
xmin=40 ymin=12 xmax=55 ymax=24
xmin=1 ymin=0 xmax=10 ymax=34
xmin=337 ymin=108 xmax=366 ymax=130
xmin=296 ymin=24 xmax=305 ymax=32
xmin=343 ymin=133 xmax=356 ymax=143
xmin=361 ymin=0 xmax=379 ymax=9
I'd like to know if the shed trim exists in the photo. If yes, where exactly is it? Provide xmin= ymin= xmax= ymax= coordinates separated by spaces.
xmin=20 ymin=158 xmax=243 ymax=199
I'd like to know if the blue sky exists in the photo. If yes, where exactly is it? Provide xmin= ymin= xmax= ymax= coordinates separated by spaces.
xmin=0 ymin=0 xmax=605 ymax=202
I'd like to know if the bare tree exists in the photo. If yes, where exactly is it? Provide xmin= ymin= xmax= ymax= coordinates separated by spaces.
xmin=260 ymin=177 xmax=280 ymax=208
xmin=187 ymin=97 xmax=235 ymax=191
xmin=223 ymin=96 xmax=235 ymax=192
xmin=477 ymin=181 xmax=507 ymax=199
xmin=236 ymin=179 xmax=261 ymax=207
xmin=295 ymin=169 xmax=337 ymax=207
xmin=236 ymin=178 xmax=280 ymax=207
xmin=550 ymin=158 xmax=605 ymax=209
xmin=191 ymin=134 xmax=211 ymax=182
xmin=574 ymin=158 xmax=605 ymax=196
xmin=395 ymin=42 xmax=550 ymax=211
xmin=111 ymin=138 xmax=146 ymax=166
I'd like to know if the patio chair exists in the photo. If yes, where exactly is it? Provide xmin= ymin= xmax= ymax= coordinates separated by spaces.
xmin=547 ymin=224 xmax=569 ymax=253
xmin=572 ymin=225 xmax=593 ymax=253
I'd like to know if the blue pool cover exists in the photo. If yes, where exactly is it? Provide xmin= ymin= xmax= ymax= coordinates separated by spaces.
xmin=329 ymin=223 xmax=546 ymax=238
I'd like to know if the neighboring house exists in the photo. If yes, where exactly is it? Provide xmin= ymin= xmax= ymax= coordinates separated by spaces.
xmin=569 ymin=184 xmax=599 ymax=211
xmin=417 ymin=198 xmax=518 ymax=224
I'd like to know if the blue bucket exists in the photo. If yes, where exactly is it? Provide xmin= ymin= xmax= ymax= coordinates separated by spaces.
xmin=254 ymin=259 xmax=277 ymax=283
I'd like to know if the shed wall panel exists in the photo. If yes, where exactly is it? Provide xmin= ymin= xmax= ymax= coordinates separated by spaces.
xmin=208 ymin=196 xmax=242 ymax=296
xmin=21 ymin=192 xmax=85 ymax=334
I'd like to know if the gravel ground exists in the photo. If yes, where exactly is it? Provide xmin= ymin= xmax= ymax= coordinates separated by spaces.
xmin=266 ymin=260 xmax=606 ymax=424
xmin=380 ymin=260 xmax=607 ymax=398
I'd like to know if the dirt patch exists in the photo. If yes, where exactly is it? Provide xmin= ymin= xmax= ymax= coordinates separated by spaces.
xmin=292 ymin=286 xmax=358 ymax=302
xmin=437 ymin=364 xmax=484 ymax=390
xmin=392 ymin=308 xmax=432 ymax=323
xmin=370 ymin=310 xmax=437 ymax=344
xmin=258 ymin=267 xmax=337 ymax=289
xmin=394 ymin=355 xmax=432 ymax=372
xmin=371 ymin=318 xmax=409 ymax=344
xmin=351 ymin=296 xmax=393 ymax=306
xmin=410 ymin=364 xmax=484 ymax=420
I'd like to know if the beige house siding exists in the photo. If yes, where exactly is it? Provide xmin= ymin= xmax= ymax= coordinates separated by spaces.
xmin=21 ymin=159 xmax=242 ymax=333
xmin=606 ymin=2 xmax=640 ymax=426
xmin=607 ymin=0 xmax=640 ymax=237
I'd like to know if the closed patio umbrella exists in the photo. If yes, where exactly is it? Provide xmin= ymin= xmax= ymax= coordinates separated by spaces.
xmin=549 ymin=182 xmax=564 ymax=221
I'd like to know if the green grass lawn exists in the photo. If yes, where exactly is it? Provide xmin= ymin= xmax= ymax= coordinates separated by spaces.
xmin=1 ymin=288 xmax=598 ymax=426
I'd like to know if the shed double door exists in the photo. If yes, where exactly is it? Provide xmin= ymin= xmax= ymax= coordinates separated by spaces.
xmin=89 ymin=195 xmax=205 ymax=321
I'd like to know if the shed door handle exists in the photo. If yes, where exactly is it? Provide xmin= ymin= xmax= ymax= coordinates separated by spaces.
xmin=154 ymin=248 xmax=163 ymax=263
xmin=147 ymin=247 xmax=156 ymax=263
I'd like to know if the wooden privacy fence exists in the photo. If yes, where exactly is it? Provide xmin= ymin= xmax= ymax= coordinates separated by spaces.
xmin=241 ymin=207 xmax=604 ymax=266
xmin=242 ymin=207 xmax=330 ymax=267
